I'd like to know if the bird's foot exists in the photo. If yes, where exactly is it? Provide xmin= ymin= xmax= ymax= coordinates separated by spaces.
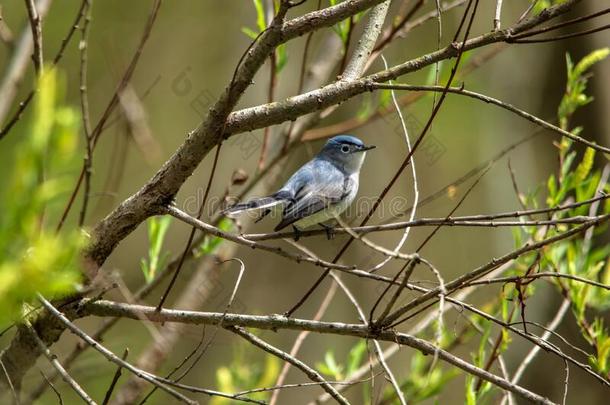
xmin=319 ymin=223 xmax=336 ymax=240
xmin=292 ymin=225 xmax=302 ymax=242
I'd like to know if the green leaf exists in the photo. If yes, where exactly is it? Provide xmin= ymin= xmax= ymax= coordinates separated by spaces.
xmin=275 ymin=44 xmax=288 ymax=73
xmin=0 ymin=66 xmax=83 ymax=325
xmin=346 ymin=340 xmax=367 ymax=376
xmin=558 ymin=48 xmax=609 ymax=128
xmin=317 ymin=351 xmax=343 ymax=380
xmin=575 ymin=147 xmax=595 ymax=184
xmin=197 ymin=218 xmax=233 ymax=257
xmin=573 ymin=48 xmax=610 ymax=80
xmin=253 ymin=0 xmax=266 ymax=32
xmin=141 ymin=216 xmax=172 ymax=282
xmin=241 ymin=26 xmax=259 ymax=40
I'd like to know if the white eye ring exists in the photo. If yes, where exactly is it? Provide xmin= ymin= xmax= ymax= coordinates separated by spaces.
xmin=341 ymin=145 xmax=350 ymax=153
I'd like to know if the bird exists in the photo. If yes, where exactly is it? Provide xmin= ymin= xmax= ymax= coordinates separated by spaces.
xmin=223 ymin=135 xmax=376 ymax=240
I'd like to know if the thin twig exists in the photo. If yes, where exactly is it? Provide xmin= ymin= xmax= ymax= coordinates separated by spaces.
xmin=416 ymin=164 xmax=491 ymax=252
xmin=243 ymin=214 xmax=607 ymax=241
xmin=23 ymin=0 xmax=43 ymax=75
xmin=56 ymin=0 xmax=163 ymax=232
xmin=370 ymin=83 xmax=610 ymax=154
xmin=313 ymin=263 xmax=515 ymax=403
xmin=379 ymin=213 xmax=610 ymax=328
xmin=165 ymin=204 xmax=356 ymax=272
xmin=367 ymin=54 xmax=418 ymax=272
xmin=467 ymin=272 xmax=610 ymax=291
xmin=78 ymin=0 xmax=93 ymax=227
xmin=39 ymin=371 xmax=63 ymax=405
xmin=228 ymin=326 xmax=350 ymax=405
xmin=0 ymin=0 xmax=52 ymax=131
xmin=27 ymin=322 xmax=97 ymax=405
xmin=508 ymin=24 xmax=610 ymax=44
xmin=513 ymin=6 xmax=609 ymax=40
xmin=373 ymin=257 xmax=419 ymax=325
xmin=101 ymin=348 xmax=129 ymax=405
xmin=268 ymin=251 xmax=338 ymax=405
xmin=37 ymin=295 xmax=199 ymax=405
xmin=0 ymin=357 xmax=20 ymax=405
xmin=156 ymin=142 xmax=223 ymax=311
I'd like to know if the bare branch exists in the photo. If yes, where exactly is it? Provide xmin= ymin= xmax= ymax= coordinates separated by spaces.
xmin=26 ymin=322 xmax=96 ymax=405
xmin=82 ymin=299 xmax=558 ymax=405
xmin=84 ymin=0 xmax=389 ymax=270
xmin=342 ymin=0 xmax=391 ymax=80
xmin=243 ymin=215 xmax=606 ymax=241
xmin=164 ymin=204 xmax=356 ymax=272
xmin=224 ymin=0 xmax=583 ymax=135
xmin=494 ymin=0 xmax=503 ymax=30
xmin=229 ymin=326 xmax=350 ymax=405
xmin=37 ymin=296 xmax=199 ymax=405
xmin=102 ymin=348 xmax=129 ymax=405
xmin=368 ymin=83 xmax=610 ymax=154
xmin=23 ymin=0 xmax=44 ymax=74
xmin=0 ymin=0 xmax=87 ymax=139
xmin=0 ymin=0 xmax=51 ymax=124
xmin=379 ymin=213 xmax=610 ymax=327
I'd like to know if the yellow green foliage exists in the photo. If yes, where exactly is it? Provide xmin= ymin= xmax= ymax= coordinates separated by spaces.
xmin=0 ymin=67 xmax=83 ymax=325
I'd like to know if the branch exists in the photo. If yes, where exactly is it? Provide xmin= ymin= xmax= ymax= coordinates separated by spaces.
xmin=164 ymin=204 xmax=356 ymax=271
xmin=0 ymin=0 xmax=88 ymax=139
xmin=494 ymin=0 xmax=503 ymax=30
xmin=223 ymin=0 xmax=583 ymax=135
xmin=370 ymin=83 xmax=610 ymax=154
xmin=379 ymin=213 xmax=610 ymax=327
xmin=314 ymin=262 xmax=516 ymax=403
xmin=26 ymin=322 xmax=96 ymax=405
xmin=242 ymin=215 xmax=604 ymax=241
xmin=23 ymin=0 xmax=44 ymax=75
xmin=37 ymin=296 xmax=199 ymax=404
xmin=341 ymin=0 xmax=391 ymax=80
xmin=0 ymin=0 xmax=51 ymax=124
xmin=228 ymin=326 xmax=350 ymax=405
xmin=82 ymin=299 xmax=557 ymax=405
xmin=84 ymin=0 xmax=389 ymax=270
xmin=467 ymin=272 xmax=610 ymax=291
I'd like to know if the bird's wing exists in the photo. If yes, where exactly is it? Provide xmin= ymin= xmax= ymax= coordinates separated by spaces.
xmin=274 ymin=161 xmax=350 ymax=231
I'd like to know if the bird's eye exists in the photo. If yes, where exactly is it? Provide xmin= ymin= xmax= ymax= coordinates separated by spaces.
xmin=341 ymin=145 xmax=350 ymax=153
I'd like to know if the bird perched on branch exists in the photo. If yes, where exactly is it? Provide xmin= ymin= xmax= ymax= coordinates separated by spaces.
xmin=224 ymin=135 xmax=375 ymax=240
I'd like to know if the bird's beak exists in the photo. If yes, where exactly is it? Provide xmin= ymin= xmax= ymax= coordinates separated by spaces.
xmin=355 ymin=145 xmax=376 ymax=152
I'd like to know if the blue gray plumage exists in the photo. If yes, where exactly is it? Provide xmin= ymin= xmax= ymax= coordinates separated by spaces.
xmin=225 ymin=135 xmax=375 ymax=233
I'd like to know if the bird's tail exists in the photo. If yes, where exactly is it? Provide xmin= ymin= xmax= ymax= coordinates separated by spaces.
xmin=223 ymin=191 xmax=291 ymax=217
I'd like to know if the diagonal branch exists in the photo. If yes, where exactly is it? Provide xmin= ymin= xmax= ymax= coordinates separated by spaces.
xmin=223 ymin=0 xmax=584 ymax=136
xmin=84 ymin=0 xmax=390 ymax=270
xmin=378 ymin=214 xmax=610 ymax=327
xmin=228 ymin=326 xmax=350 ymax=405
xmin=0 ymin=0 xmax=51 ymax=124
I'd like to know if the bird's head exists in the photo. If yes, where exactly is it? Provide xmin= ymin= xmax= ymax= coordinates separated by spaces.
xmin=318 ymin=135 xmax=376 ymax=172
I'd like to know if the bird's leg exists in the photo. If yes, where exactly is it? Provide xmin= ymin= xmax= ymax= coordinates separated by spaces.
xmin=319 ymin=223 xmax=336 ymax=240
xmin=292 ymin=225 xmax=302 ymax=242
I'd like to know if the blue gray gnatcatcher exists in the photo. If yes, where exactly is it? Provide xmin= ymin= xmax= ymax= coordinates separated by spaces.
xmin=224 ymin=135 xmax=375 ymax=239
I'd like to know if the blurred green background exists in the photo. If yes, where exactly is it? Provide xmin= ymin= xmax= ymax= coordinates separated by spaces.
xmin=0 ymin=0 xmax=609 ymax=403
